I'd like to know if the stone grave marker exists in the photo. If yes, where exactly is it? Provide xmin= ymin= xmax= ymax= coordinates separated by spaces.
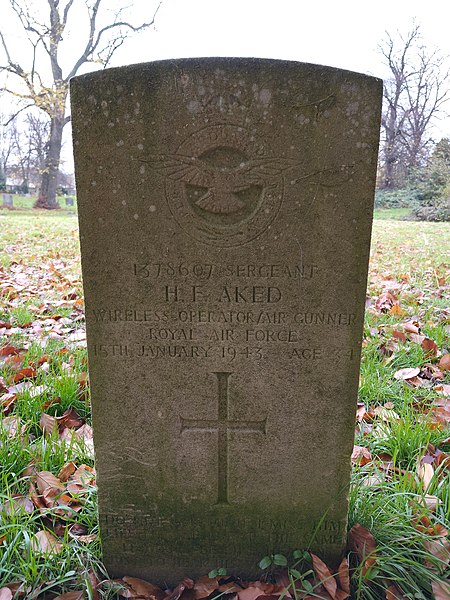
xmin=3 ymin=194 xmax=13 ymax=208
xmin=71 ymin=58 xmax=382 ymax=583
xmin=65 ymin=196 xmax=74 ymax=206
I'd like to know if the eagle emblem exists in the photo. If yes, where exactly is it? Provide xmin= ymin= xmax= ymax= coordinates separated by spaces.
xmin=143 ymin=124 xmax=354 ymax=247
xmin=145 ymin=153 xmax=297 ymax=217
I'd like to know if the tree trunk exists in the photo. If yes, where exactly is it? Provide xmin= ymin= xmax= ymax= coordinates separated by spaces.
xmin=34 ymin=114 xmax=64 ymax=209
xmin=381 ymin=158 xmax=395 ymax=189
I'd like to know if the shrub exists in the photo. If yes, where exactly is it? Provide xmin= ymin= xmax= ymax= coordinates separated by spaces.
xmin=374 ymin=188 xmax=420 ymax=209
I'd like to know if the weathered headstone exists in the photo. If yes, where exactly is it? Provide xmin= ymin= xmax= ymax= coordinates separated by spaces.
xmin=71 ymin=58 xmax=382 ymax=583
xmin=3 ymin=194 xmax=13 ymax=208
xmin=65 ymin=196 xmax=74 ymax=206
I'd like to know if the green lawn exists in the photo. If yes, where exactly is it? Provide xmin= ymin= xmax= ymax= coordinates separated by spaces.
xmin=373 ymin=207 xmax=411 ymax=220
xmin=1 ymin=194 xmax=77 ymax=211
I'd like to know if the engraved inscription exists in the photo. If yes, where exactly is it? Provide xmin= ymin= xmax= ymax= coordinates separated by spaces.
xmin=180 ymin=372 xmax=267 ymax=505
xmin=92 ymin=343 xmax=353 ymax=362
xmin=133 ymin=262 xmax=319 ymax=280
xmin=90 ymin=308 xmax=358 ymax=326
xmin=100 ymin=512 xmax=346 ymax=557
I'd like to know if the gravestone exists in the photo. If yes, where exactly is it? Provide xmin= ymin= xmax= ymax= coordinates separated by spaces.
xmin=71 ymin=58 xmax=382 ymax=583
xmin=3 ymin=194 xmax=13 ymax=208
xmin=65 ymin=196 xmax=74 ymax=206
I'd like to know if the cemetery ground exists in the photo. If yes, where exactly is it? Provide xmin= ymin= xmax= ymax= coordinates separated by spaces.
xmin=0 ymin=210 xmax=449 ymax=600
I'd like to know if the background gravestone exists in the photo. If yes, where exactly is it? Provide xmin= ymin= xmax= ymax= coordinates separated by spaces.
xmin=65 ymin=196 xmax=74 ymax=206
xmin=3 ymin=194 xmax=13 ymax=208
xmin=71 ymin=58 xmax=382 ymax=583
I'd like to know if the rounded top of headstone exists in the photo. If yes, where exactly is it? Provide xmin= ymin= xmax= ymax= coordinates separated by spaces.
xmin=71 ymin=57 xmax=382 ymax=87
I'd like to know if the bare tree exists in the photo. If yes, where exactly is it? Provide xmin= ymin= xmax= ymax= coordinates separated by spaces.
xmin=11 ymin=113 xmax=51 ymax=192
xmin=0 ymin=111 xmax=16 ymax=189
xmin=0 ymin=0 xmax=161 ymax=208
xmin=27 ymin=113 xmax=50 ymax=178
xmin=379 ymin=24 xmax=450 ymax=189
xmin=11 ymin=117 xmax=32 ymax=191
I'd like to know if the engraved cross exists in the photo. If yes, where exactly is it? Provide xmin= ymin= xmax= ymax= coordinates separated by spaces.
xmin=180 ymin=372 xmax=267 ymax=505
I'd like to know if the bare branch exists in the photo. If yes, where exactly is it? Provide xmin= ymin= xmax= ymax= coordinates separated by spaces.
xmin=3 ymin=103 xmax=36 ymax=126
xmin=378 ymin=23 xmax=450 ymax=187
xmin=1 ymin=0 xmax=162 ymax=206
xmin=62 ymin=0 xmax=75 ymax=28
xmin=0 ymin=30 xmax=26 ymax=78
xmin=66 ymin=1 xmax=162 ymax=80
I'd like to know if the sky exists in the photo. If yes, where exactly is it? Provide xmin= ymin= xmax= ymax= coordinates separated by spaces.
xmin=1 ymin=0 xmax=450 ymax=172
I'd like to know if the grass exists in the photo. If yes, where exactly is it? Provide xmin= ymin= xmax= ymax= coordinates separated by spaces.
xmin=1 ymin=194 xmax=77 ymax=211
xmin=0 ymin=208 xmax=449 ymax=598
xmin=372 ymin=208 xmax=411 ymax=220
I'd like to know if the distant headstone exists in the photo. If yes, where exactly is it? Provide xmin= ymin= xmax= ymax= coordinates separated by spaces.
xmin=71 ymin=58 xmax=382 ymax=584
xmin=65 ymin=197 xmax=74 ymax=206
xmin=3 ymin=194 xmax=13 ymax=208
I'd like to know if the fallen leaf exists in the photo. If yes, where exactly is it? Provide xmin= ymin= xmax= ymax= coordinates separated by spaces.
xmin=1 ymin=495 xmax=34 ymax=515
xmin=435 ymin=451 xmax=450 ymax=470
xmin=57 ymin=407 xmax=84 ymax=429
xmin=71 ymin=533 xmax=97 ymax=543
xmin=389 ymin=303 xmax=404 ymax=316
xmin=194 ymin=576 xmax=219 ymax=599
xmin=347 ymin=523 xmax=377 ymax=562
xmin=361 ymin=474 xmax=385 ymax=487
xmin=404 ymin=322 xmax=420 ymax=334
xmin=394 ymin=367 xmax=420 ymax=381
xmin=356 ymin=403 xmax=368 ymax=422
xmin=351 ymin=446 xmax=372 ymax=466
xmin=424 ymin=538 xmax=450 ymax=567
xmin=421 ymin=338 xmax=438 ymax=357
xmin=434 ymin=384 xmax=450 ymax=397
xmin=5 ymin=353 xmax=24 ymax=371
xmin=414 ymin=495 xmax=440 ymax=512
xmin=58 ymin=461 xmax=77 ymax=482
xmin=218 ymin=579 xmax=239 ymax=594
xmin=119 ymin=577 xmax=165 ymax=600
xmin=0 ymin=589 xmax=13 ymax=600
xmin=1 ymin=415 xmax=21 ymax=437
xmin=392 ymin=330 xmax=407 ymax=341
xmin=432 ymin=580 xmax=450 ymax=600
xmin=439 ymin=354 xmax=450 ymax=371
xmin=238 ymin=586 xmax=270 ymax=600
xmin=167 ymin=579 xmax=195 ymax=600
xmin=386 ymin=584 xmax=407 ymax=600
xmin=78 ymin=372 xmax=88 ymax=387
xmin=40 ymin=412 xmax=58 ymax=437
xmin=373 ymin=406 xmax=400 ymax=422
xmin=311 ymin=554 xmax=337 ymax=599
xmin=12 ymin=367 xmax=37 ymax=383
xmin=417 ymin=462 xmax=434 ymax=491
xmin=336 ymin=558 xmax=350 ymax=595
xmin=71 ymin=464 xmax=95 ymax=486
xmin=1 ymin=393 xmax=17 ymax=415
xmin=434 ymin=524 xmax=449 ymax=538
xmin=410 ymin=333 xmax=426 ymax=345
xmin=30 ymin=530 xmax=63 ymax=555
xmin=88 ymin=569 xmax=101 ymax=600
xmin=42 ymin=395 xmax=61 ymax=410
xmin=29 ymin=481 xmax=46 ymax=510
xmin=73 ymin=423 xmax=93 ymax=440
xmin=407 ymin=376 xmax=433 ymax=389
xmin=35 ymin=471 xmax=65 ymax=497
xmin=0 ymin=345 xmax=23 ymax=357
